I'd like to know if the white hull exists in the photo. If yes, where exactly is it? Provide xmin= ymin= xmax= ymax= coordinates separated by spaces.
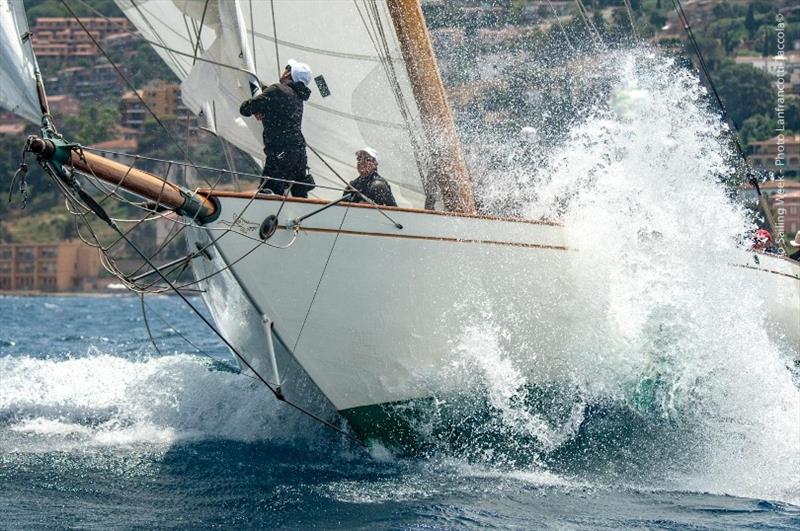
xmin=187 ymin=195 xmax=800 ymax=434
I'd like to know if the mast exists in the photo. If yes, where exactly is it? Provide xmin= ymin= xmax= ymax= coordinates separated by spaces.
xmin=386 ymin=0 xmax=476 ymax=214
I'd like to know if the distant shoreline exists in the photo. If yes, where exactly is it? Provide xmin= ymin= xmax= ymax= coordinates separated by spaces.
xmin=0 ymin=291 xmax=134 ymax=297
xmin=0 ymin=291 xmax=193 ymax=297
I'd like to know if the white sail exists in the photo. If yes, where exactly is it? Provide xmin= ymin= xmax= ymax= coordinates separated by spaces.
xmin=0 ymin=0 xmax=40 ymax=123
xmin=115 ymin=0 xmax=430 ymax=207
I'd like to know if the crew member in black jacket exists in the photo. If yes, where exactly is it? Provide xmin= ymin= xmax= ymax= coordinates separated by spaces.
xmin=343 ymin=147 xmax=397 ymax=207
xmin=240 ymin=59 xmax=314 ymax=197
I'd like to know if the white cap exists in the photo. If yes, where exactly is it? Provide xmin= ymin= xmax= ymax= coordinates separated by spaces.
xmin=356 ymin=146 xmax=379 ymax=163
xmin=287 ymin=59 xmax=312 ymax=87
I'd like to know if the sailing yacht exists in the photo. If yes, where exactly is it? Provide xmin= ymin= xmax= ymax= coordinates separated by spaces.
xmin=1 ymin=0 xmax=798 ymax=447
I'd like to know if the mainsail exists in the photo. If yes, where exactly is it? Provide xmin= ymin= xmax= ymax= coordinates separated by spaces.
xmin=0 ymin=0 xmax=40 ymax=123
xmin=115 ymin=0 xmax=435 ymax=207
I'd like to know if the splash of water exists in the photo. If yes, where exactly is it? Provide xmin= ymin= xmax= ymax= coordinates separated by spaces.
xmin=446 ymin=49 xmax=799 ymax=503
xmin=0 ymin=352 xmax=327 ymax=451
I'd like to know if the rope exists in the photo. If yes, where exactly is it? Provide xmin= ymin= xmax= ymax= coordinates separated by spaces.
xmin=68 ymin=144 xmax=213 ymax=285
xmin=66 ymin=148 xmax=299 ymax=294
xmin=355 ymin=0 xmax=432 ymax=201
xmin=130 ymin=0 xmax=189 ymax=78
xmin=670 ymin=0 xmax=746 ymax=160
xmin=249 ymin=0 xmax=257 ymax=74
xmin=38 ymin=0 xmax=407 ymax=445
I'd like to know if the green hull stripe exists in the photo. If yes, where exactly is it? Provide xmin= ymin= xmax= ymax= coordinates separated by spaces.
xmin=340 ymin=400 xmax=431 ymax=454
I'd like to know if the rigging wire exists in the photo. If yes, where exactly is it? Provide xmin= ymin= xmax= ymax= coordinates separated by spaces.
xmin=80 ymin=146 xmax=351 ymax=193
xmin=249 ymin=0 xmax=258 ymax=74
xmin=59 ymin=0 xmax=212 ymax=187
xmin=181 ymin=10 xmax=197 ymax=65
xmin=269 ymin=0 xmax=281 ymax=75
xmin=622 ymin=0 xmax=639 ymax=39
xmin=308 ymin=144 xmax=403 ymax=229
xmin=72 ymin=0 xmax=422 ymax=205
xmin=355 ymin=0 xmax=432 ymax=201
xmin=49 ymin=6 xmax=404 ymax=292
xmin=545 ymin=0 xmax=575 ymax=52
xmin=64 ymin=150 xmax=298 ymax=294
xmin=191 ymin=0 xmax=210 ymax=66
xmin=140 ymin=293 xmax=164 ymax=357
xmin=68 ymin=144 xmax=211 ymax=283
xmin=130 ymin=0 xmax=189 ymax=78
xmin=37 ymin=0 xmax=460 ymax=444
xmin=44 ymin=4 xmax=373 ymax=436
xmin=292 ymin=208 xmax=349 ymax=353
xmin=139 ymin=293 xmax=255 ymax=379
xmin=43 ymin=158 xmax=363 ymax=445
xmin=69 ymin=0 xmax=263 ymax=83
xmin=670 ymin=0 xmax=786 ymax=253
xmin=670 ymin=0 xmax=747 ymax=161
xmin=220 ymin=139 xmax=242 ymax=191
xmin=573 ymin=0 xmax=603 ymax=45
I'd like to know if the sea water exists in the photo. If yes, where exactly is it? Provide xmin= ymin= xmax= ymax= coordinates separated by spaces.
xmin=2 ymin=50 xmax=799 ymax=529
xmin=0 ymin=295 xmax=797 ymax=528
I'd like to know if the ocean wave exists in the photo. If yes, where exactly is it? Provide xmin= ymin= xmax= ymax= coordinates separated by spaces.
xmin=0 ymin=353 xmax=327 ymax=448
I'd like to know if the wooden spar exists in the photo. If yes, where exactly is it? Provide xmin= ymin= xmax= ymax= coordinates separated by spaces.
xmin=386 ymin=0 xmax=476 ymax=214
xmin=29 ymin=137 xmax=217 ymax=221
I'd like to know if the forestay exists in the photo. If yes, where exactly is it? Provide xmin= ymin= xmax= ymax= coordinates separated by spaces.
xmin=115 ymin=0 xmax=431 ymax=207
xmin=0 ymin=0 xmax=40 ymax=123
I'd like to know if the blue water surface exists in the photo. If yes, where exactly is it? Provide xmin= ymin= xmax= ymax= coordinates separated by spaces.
xmin=0 ymin=295 xmax=797 ymax=530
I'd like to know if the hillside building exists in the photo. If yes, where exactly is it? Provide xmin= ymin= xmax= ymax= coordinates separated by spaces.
xmin=0 ymin=241 xmax=101 ymax=292
xmin=119 ymin=80 xmax=194 ymax=129
xmin=31 ymin=17 xmax=132 ymax=58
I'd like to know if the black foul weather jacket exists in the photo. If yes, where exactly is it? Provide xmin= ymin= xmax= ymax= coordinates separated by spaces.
xmin=344 ymin=171 xmax=397 ymax=207
xmin=239 ymin=80 xmax=311 ymax=154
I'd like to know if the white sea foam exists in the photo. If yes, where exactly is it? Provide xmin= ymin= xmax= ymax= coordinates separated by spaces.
xmin=451 ymin=49 xmax=800 ymax=504
xmin=0 ymin=353 xmax=324 ymax=450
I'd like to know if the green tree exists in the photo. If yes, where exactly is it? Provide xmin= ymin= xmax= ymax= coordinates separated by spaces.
xmin=745 ymin=4 xmax=758 ymax=38
xmin=25 ymin=0 xmax=123 ymax=25
xmin=125 ymin=43 xmax=179 ymax=88
xmin=690 ymin=36 xmax=724 ymax=72
xmin=60 ymin=104 xmax=119 ymax=145
xmin=754 ymin=25 xmax=776 ymax=56
xmin=706 ymin=18 xmax=746 ymax=55
xmin=138 ymin=117 xmax=183 ymax=160
xmin=715 ymin=62 xmax=777 ymax=128
xmin=712 ymin=3 xmax=736 ymax=19
xmin=740 ymin=114 xmax=777 ymax=145
xmin=649 ymin=11 xmax=667 ymax=29
xmin=785 ymin=97 xmax=800 ymax=132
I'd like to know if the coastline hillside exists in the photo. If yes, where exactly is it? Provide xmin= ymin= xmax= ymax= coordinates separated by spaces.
xmin=0 ymin=0 xmax=797 ymax=248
